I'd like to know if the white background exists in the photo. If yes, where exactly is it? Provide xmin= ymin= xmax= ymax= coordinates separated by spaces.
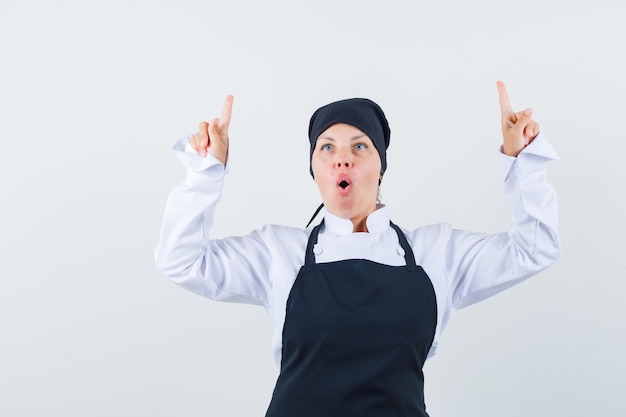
xmin=1 ymin=0 xmax=625 ymax=416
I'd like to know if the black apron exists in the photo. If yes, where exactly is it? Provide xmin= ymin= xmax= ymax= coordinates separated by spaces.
xmin=265 ymin=221 xmax=437 ymax=417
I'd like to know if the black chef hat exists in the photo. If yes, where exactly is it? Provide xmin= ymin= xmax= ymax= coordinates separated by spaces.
xmin=308 ymin=98 xmax=391 ymax=177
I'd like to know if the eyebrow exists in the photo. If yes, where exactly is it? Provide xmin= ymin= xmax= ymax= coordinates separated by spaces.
xmin=318 ymin=134 xmax=368 ymax=141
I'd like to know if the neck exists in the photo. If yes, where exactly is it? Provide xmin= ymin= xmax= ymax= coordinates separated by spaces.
xmin=349 ymin=203 xmax=379 ymax=232
xmin=352 ymin=217 xmax=369 ymax=232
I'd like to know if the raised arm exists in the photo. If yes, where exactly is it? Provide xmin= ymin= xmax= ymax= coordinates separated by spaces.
xmin=155 ymin=95 xmax=274 ymax=307
xmin=444 ymin=82 xmax=560 ymax=309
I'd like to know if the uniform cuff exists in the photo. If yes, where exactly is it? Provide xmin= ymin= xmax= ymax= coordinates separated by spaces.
xmin=499 ymin=133 xmax=559 ymax=182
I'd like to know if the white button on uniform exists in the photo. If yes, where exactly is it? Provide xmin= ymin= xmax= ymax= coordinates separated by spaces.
xmin=313 ymin=244 xmax=323 ymax=255
xmin=396 ymin=247 xmax=405 ymax=256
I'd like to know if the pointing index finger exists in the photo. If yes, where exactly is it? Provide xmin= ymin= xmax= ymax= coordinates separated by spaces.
xmin=496 ymin=80 xmax=513 ymax=116
xmin=219 ymin=95 xmax=234 ymax=130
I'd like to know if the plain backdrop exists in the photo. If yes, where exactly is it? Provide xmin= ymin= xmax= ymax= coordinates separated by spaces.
xmin=1 ymin=0 xmax=625 ymax=416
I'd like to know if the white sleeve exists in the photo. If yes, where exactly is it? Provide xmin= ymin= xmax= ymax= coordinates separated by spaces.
xmin=154 ymin=136 xmax=273 ymax=307
xmin=444 ymin=133 xmax=561 ymax=309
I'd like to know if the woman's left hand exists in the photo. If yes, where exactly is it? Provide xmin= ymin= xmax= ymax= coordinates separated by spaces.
xmin=497 ymin=81 xmax=540 ymax=157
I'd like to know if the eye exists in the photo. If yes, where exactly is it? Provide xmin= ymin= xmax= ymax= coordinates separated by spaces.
xmin=354 ymin=143 xmax=368 ymax=151
xmin=321 ymin=143 xmax=333 ymax=151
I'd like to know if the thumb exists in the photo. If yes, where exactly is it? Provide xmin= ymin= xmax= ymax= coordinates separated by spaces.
xmin=512 ymin=108 xmax=533 ymax=135
xmin=207 ymin=117 xmax=228 ymax=165
xmin=208 ymin=117 xmax=221 ymax=140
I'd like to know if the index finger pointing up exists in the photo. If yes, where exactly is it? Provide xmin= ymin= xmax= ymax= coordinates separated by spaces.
xmin=496 ymin=80 xmax=513 ymax=116
xmin=219 ymin=95 xmax=234 ymax=130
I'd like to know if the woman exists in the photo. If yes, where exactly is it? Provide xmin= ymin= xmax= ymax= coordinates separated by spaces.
xmin=155 ymin=82 xmax=560 ymax=416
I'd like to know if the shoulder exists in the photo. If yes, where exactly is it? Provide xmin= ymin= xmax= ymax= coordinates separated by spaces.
xmin=254 ymin=224 xmax=311 ymax=256
xmin=258 ymin=223 xmax=311 ymax=238
xmin=395 ymin=222 xmax=453 ymax=246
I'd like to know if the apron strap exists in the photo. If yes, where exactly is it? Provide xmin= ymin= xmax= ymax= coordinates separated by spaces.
xmin=304 ymin=220 xmax=324 ymax=266
xmin=390 ymin=221 xmax=417 ymax=267
xmin=305 ymin=219 xmax=417 ymax=267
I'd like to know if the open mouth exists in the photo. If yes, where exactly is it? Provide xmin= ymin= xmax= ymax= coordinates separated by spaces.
xmin=336 ymin=176 xmax=352 ymax=194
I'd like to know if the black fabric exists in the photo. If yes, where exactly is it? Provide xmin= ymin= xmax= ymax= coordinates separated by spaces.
xmin=265 ymin=221 xmax=437 ymax=417
xmin=308 ymin=98 xmax=391 ymax=177
xmin=305 ymin=203 xmax=325 ymax=229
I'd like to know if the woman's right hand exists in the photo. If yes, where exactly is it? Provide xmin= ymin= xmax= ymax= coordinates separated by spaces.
xmin=190 ymin=95 xmax=234 ymax=165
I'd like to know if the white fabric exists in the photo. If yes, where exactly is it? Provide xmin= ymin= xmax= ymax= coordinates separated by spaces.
xmin=155 ymin=133 xmax=560 ymax=367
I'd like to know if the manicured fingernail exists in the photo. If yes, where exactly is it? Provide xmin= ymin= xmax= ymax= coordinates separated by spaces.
xmin=524 ymin=108 xmax=532 ymax=116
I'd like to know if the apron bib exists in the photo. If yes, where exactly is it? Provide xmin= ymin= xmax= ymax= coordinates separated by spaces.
xmin=266 ymin=221 xmax=437 ymax=417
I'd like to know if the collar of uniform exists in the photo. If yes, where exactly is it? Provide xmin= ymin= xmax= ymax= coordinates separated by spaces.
xmin=322 ymin=205 xmax=389 ymax=235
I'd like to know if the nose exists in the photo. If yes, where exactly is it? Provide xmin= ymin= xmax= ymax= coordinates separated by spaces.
xmin=335 ymin=150 xmax=353 ymax=168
